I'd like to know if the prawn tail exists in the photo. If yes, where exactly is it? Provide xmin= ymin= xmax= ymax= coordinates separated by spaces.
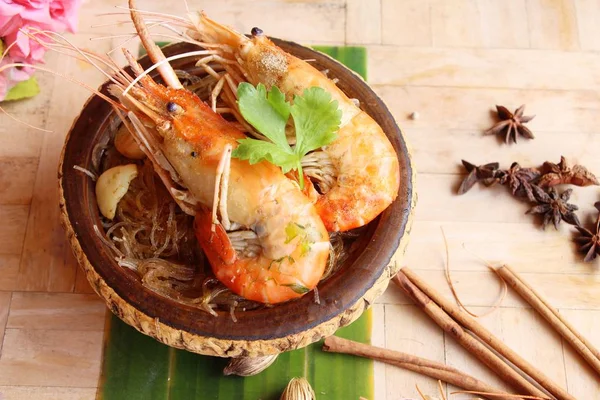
xmin=194 ymin=207 xmax=237 ymax=265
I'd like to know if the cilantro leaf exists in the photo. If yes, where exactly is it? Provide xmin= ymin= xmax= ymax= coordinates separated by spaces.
xmin=237 ymin=82 xmax=291 ymax=150
xmin=291 ymin=87 xmax=342 ymax=156
xmin=232 ymin=83 xmax=341 ymax=189
xmin=232 ymin=138 xmax=297 ymax=173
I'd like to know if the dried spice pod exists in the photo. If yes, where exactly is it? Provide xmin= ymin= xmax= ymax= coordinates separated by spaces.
xmin=574 ymin=202 xmax=600 ymax=262
xmin=538 ymin=156 xmax=599 ymax=188
xmin=484 ymin=104 xmax=535 ymax=144
xmin=280 ymin=377 xmax=316 ymax=400
xmin=223 ymin=355 xmax=278 ymax=376
xmin=527 ymin=186 xmax=580 ymax=229
xmin=457 ymin=160 xmax=500 ymax=194
xmin=498 ymin=162 xmax=541 ymax=202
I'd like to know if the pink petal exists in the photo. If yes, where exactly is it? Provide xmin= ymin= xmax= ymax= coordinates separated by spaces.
xmin=49 ymin=0 xmax=81 ymax=33
xmin=5 ymin=29 xmax=30 ymax=60
xmin=0 ymin=14 xmax=23 ymax=37
xmin=5 ymin=28 xmax=48 ymax=65
xmin=20 ymin=4 xmax=54 ymax=27
xmin=0 ymin=1 xmax=25 ymax=20
xmin=10 ymin=65 xmax=34 ymax=82
xmin=13 ymin=0 xmax=52 ymax=9
xmin=0 ymin=57 xmax=17 ymax=100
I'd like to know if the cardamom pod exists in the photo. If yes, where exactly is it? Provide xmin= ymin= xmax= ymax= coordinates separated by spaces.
xmin=223 ymin=355 xmax=277 ymax=377
xmin=280 ymin=377 xmax=315 ymax=400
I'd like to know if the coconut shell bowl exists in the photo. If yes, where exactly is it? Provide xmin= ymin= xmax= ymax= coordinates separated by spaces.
xmin=58 ymin=40 xmax=416 ymax=358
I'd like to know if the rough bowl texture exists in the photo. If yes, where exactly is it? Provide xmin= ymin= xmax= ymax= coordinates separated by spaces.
xmin=58 ymin=40 xmax=416 ymax=357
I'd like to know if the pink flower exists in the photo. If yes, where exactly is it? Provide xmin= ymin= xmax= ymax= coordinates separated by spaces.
xmin=0 ymin=0 xmax=81 ymax=101
xmin=49 ymin=0 xmax=81 ymax=33
xmin=5 ymin=27 xmax=48 ymax=64
xmin=0 ymin=1 xmax=25 ymax=36
xmin=0 ymin=3 xmax=51 ymax=42
xmin=0 ymin=0 xmax=80 ymax=37
xmin=0 ymin=54 xmax=34 ymax=100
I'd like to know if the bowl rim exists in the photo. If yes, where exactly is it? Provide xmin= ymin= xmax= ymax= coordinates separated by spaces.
xmin=58 ymin=39 xmax=416 ymax=357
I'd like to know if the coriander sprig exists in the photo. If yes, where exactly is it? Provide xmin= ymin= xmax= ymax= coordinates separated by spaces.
xmin=231 ymin=82 xmax=341 ymax=189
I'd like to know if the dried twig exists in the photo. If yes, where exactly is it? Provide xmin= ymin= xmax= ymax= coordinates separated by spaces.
xmin=452 ymin=391 xmax=550 ymax=399
xmin=440 ymin=228 xmax=507 ymax=318
xmin=438 ymin=380 xmax=447 ymax=400
xmin=416 ymin=384 xmax=428 ymax=400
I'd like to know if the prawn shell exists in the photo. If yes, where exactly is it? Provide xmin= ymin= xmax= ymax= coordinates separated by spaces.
xmin=59 ymin=40 xmax=415 ymax=356
xmin=190 ymin=14 xmax=401 ymax=232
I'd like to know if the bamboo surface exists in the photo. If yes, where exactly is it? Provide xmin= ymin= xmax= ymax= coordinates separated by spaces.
xmin=2 ymin=0 xmax=600 ymax=399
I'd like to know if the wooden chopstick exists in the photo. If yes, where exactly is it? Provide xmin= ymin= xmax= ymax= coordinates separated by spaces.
xmin=401 ymin=266 xmax=575 ymax=400
xmin=495 ymin=265 xmax=600 ymax=377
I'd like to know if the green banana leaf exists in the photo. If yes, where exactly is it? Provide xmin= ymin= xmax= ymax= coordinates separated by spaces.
xmin=99 ymin=46 xmax=373 ymax=400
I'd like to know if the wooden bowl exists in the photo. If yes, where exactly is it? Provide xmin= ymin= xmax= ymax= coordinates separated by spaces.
xmin=58 ymin=40 xmax=416 ymax=357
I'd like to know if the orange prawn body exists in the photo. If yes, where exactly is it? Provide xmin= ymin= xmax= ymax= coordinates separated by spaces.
xmin=123 ymin=75 xmax=330 ymax=304
xmin=188 ymin=13 xmax=401 ymax=232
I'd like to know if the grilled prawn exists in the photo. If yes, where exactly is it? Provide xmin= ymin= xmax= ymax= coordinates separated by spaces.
xmin=123 ymin=78 xmax=330 ymax=304
xmin=107 ymin=8 xmax=331 ymax=304
xmin=182 ymin=13 xmax=400 ymax=232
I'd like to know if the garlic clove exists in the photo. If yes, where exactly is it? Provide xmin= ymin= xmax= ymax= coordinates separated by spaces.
xmin=114 ymin=124 xmax=145 ymax=160
xmin=223 ymin=355 xmax=278 ymax=377
xmin=280 ymin=377 xmax=315 ymax=400
xmin=95 ymin=164 xmax=138 ymax=220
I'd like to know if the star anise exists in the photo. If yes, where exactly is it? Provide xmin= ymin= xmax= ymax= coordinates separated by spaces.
xmin=574 ymin=202 xmax=600 ymax=262
xmin=498 ymin=162 xmax=541 ymax=201
xmin=457 ymin=160 xmax=500 ymax=194
xmin=526 ymin=186 xmax=580 ymax=229
xmin=485 ymin=104 xmax=535 ymax=144
xmin=538 ymin=156 xmax=599 ymax=188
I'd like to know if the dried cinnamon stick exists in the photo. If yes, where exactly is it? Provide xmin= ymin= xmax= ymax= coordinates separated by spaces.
xmin=393 ymin=272 xmax=549 ymax=399
xmin=322 ymin=335 xmax=516 ymax=400
xmin=495 ymin=265 xmax=600 ymax=377
xmin=401 ymin=266 xmax=575 ymax=400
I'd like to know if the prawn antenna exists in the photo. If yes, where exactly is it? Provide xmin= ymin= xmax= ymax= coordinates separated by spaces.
xmin=23 ymin=28 xmax=132 ymax=88
xmin=121 ymin=49 xmax=215 ymax=96
xmin=0 ymin=62 xmax=126 ymax=133
xmin=0 ymin=105 xmax=52 ymax=133
xmin=114 ymin=5 xmax=189 ymax=24
xmin=128 ymin=0 xmax=183 ymax=89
